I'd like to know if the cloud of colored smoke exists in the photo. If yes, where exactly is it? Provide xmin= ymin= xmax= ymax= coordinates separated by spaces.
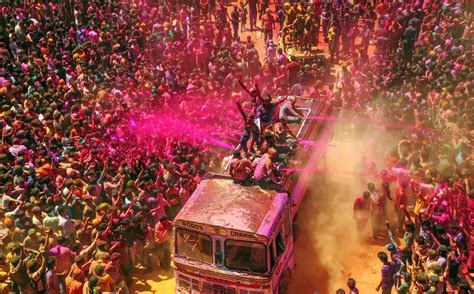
xmin=289 ymin=117 xmax=404 ymax=292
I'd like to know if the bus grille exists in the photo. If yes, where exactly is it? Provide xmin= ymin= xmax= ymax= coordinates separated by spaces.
xmin=178 ymin=275 xmax=201 ymax=291
xmin=203 ymin=282 xmax=236 ymax=294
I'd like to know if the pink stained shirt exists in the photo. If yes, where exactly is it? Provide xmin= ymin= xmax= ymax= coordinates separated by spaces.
xmin=253 ymin=154 xmax=275 ymax=181
xmin=49 ymin=245 xmax=75 ymax=275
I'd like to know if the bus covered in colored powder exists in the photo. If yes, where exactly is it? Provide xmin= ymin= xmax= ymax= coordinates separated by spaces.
xmin=173 ymin=96 xmax=329 ymax=294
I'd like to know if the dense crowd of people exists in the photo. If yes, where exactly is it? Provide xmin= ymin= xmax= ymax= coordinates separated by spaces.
xmin=0 ymin=0 xmax=472 ymax=293
xmin=341 ymin=0 xmax=474 ymax=293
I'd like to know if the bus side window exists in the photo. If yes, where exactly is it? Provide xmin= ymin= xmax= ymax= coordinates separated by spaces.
xmin=215 ymin=239 xmax=223 ymax=265
xmin=276 ymin=230 xmax=285 ymax=257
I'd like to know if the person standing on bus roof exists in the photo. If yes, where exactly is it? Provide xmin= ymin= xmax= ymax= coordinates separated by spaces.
xmin=235 ymin=95 xmax=260 ymax=154
xmin=154 ymin=216 xmax=172 ymax=270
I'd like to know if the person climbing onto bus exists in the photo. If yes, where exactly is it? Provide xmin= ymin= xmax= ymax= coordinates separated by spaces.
xmin=229 ymin=150 xmax=254 ymax=185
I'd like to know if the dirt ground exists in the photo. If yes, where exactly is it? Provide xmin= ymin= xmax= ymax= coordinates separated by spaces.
xmin=287 ymin=136 xmax=392 ymax=293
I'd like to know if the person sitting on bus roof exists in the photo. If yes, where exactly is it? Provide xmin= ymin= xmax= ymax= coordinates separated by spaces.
xmin=278 ymin=96 xmax=306 ymax=123
xmin=229 ymin=150 xmax=254 ymax=185
xmin=260 ymin=130 xmax=292 ymax=158
xmin=274 ymin=119 xmax=297 ymax=146
xmin=253 ymin=148 xmax=281 ymax=188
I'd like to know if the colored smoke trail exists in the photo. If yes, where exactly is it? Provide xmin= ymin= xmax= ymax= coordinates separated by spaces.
xmin=128 ymin=114 xmax=236 ymax=150
xmin=124 ymin=94 xmax=242 ymax=153
xmin=280 ymin=167 xmax=373 ymax=176
xmin=299 ymin=139 xmax=336 ymax=148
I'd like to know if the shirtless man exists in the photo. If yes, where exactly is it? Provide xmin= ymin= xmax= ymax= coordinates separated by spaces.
xmin=229 ymin=150 xmax=254 ymax=184
xmin=261 ymin=9 xmax=275 ymax=42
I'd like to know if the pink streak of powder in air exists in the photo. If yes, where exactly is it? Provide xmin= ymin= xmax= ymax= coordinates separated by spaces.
xmin=128 ymin=114 xmax=236 ymax=151
xmin=299 ymin=139 xmax=336 ymax=148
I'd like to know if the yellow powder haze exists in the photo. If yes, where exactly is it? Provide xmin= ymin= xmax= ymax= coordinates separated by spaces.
xmin=289 ymin=119 xmax=403 ymax=293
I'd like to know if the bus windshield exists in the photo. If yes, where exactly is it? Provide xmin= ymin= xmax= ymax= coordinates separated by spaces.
xmin=176 ymin=228 xmax=213 ymax=264
xmin=225 ymin=240 xmax=267 ymax=273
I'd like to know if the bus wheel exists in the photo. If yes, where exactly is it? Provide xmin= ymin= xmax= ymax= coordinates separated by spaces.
xmin=278 ymin=269 xmax=291 ymax=294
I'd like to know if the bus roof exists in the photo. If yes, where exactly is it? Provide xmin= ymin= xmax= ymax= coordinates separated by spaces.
xmin=175 ymin=175 xmax=288 ymax=238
